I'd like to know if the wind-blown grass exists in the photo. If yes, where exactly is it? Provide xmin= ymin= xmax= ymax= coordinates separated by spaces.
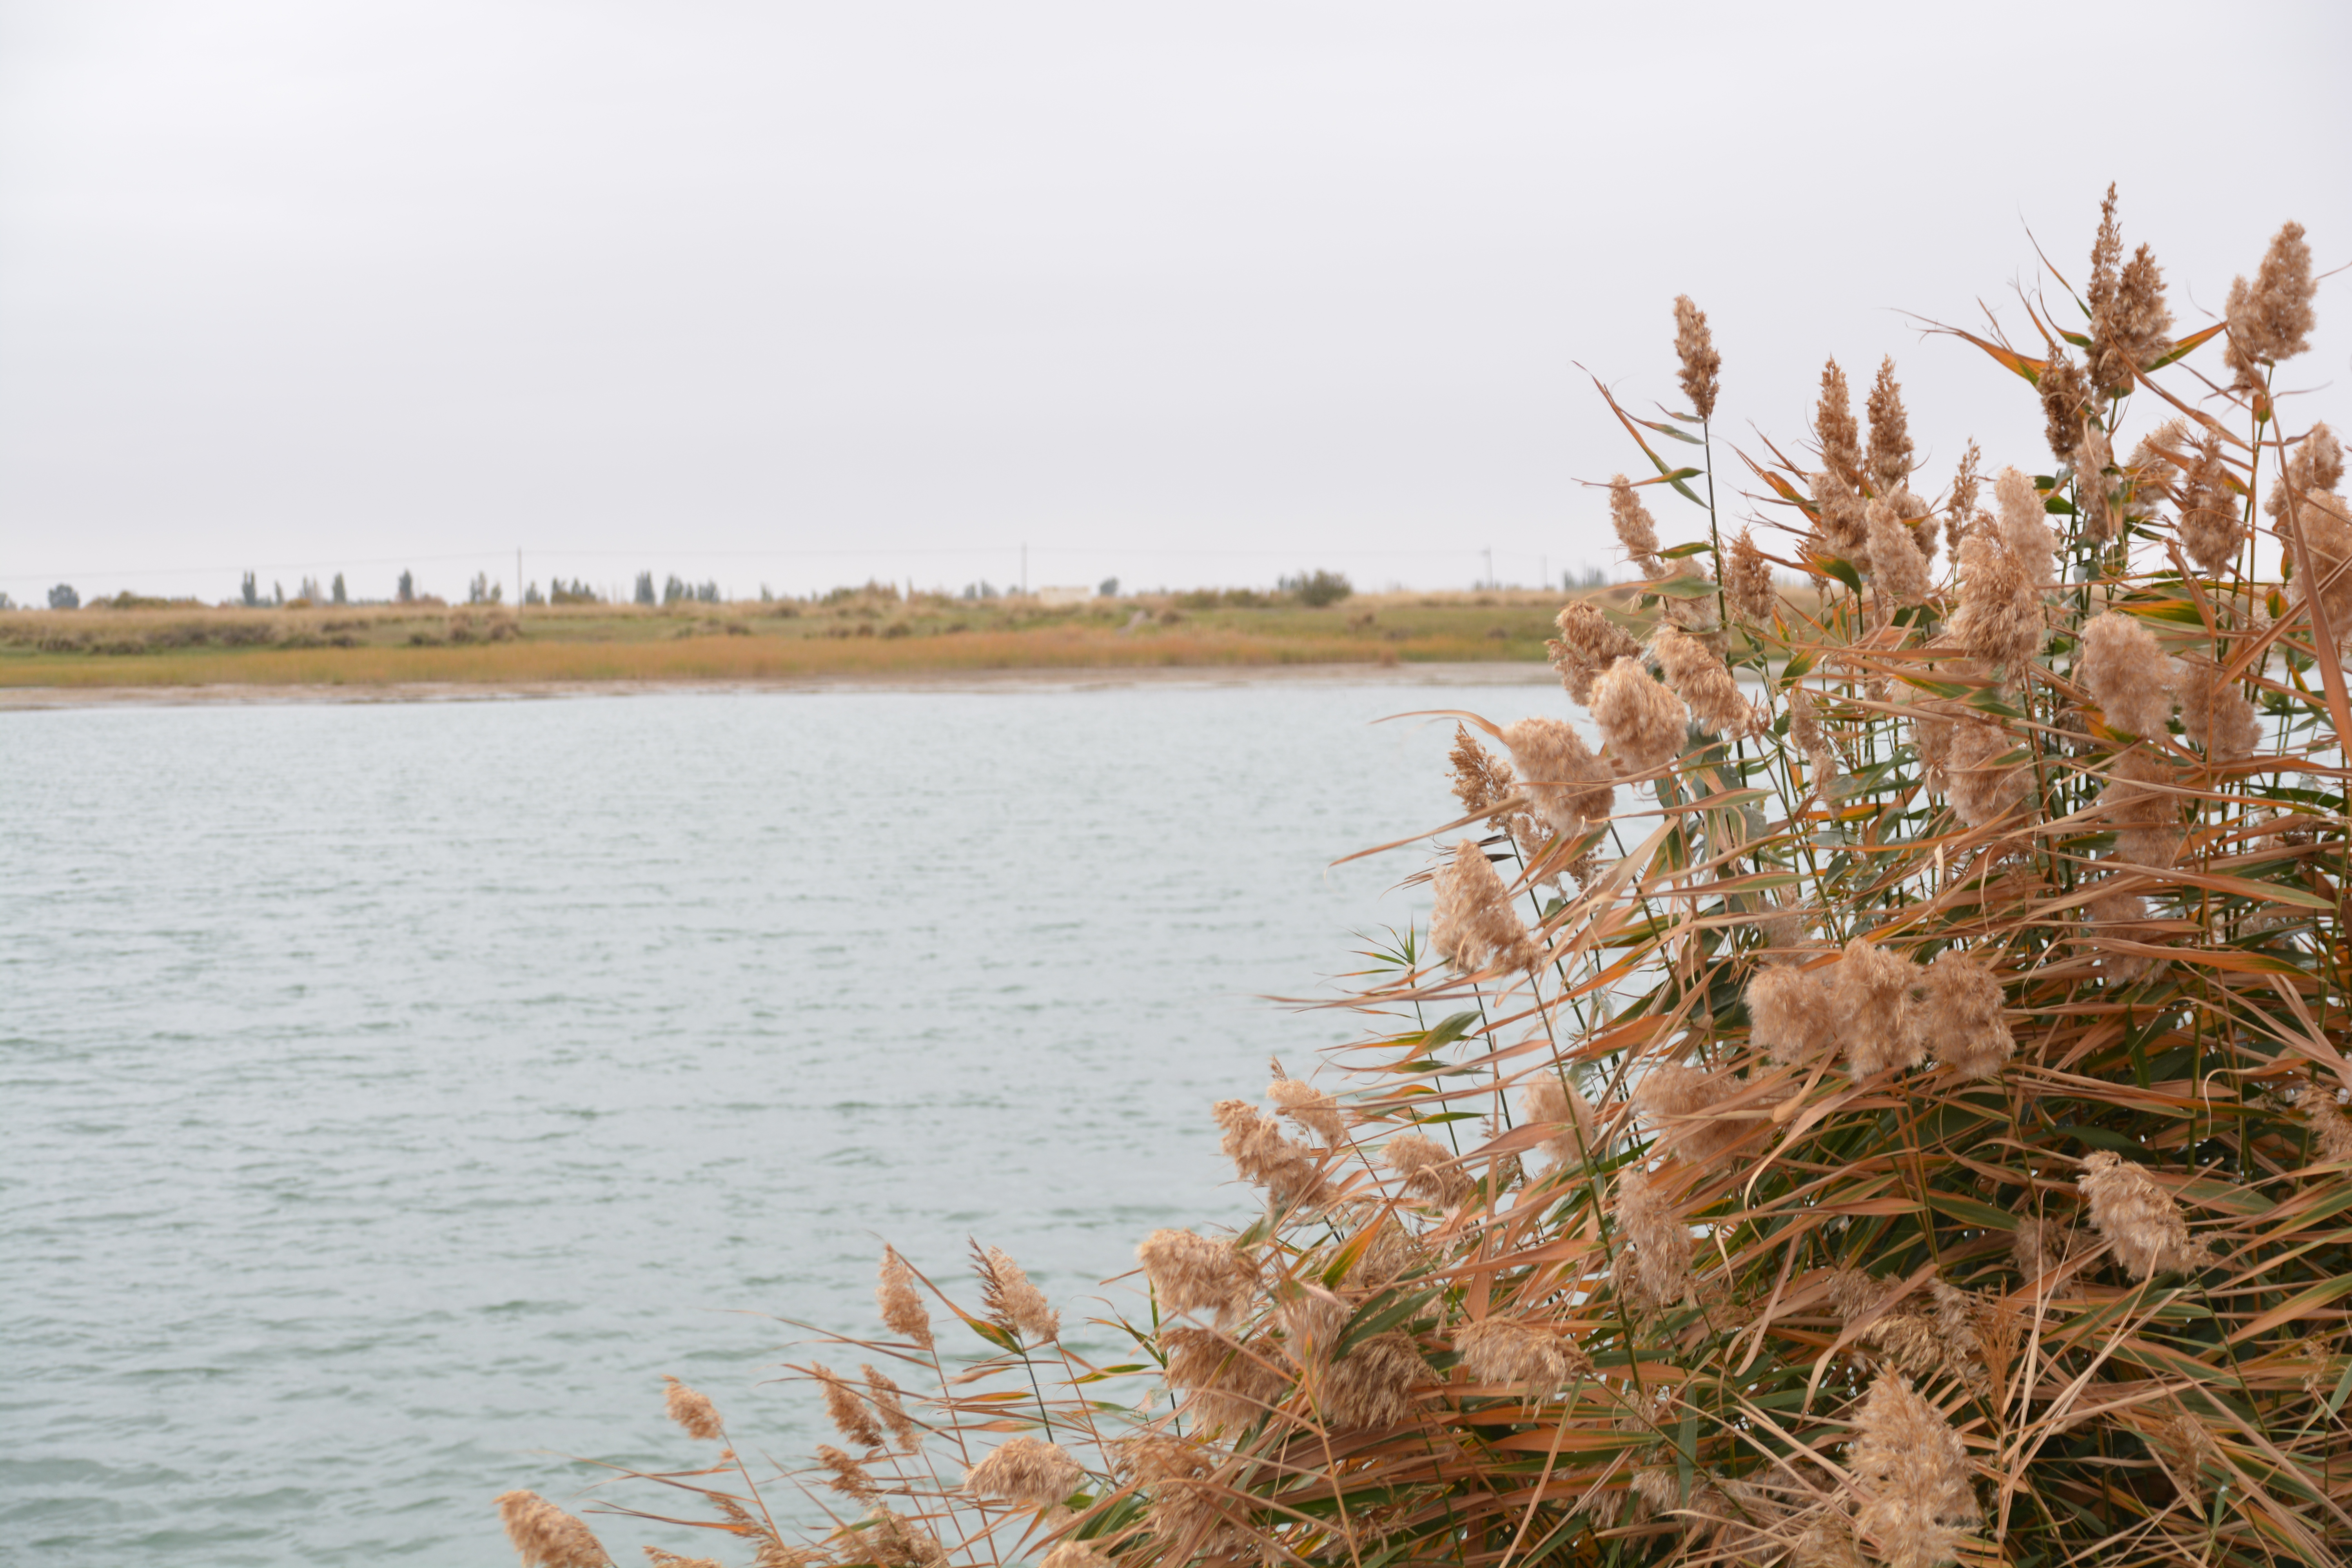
xmin=497 ymin=193 xmax=2352 ymax=1568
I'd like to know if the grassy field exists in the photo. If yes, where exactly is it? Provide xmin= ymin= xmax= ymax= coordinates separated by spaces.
xmin=0 ymin=588 xmax=1590 ymax=688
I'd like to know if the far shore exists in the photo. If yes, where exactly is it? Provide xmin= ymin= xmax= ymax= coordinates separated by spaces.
xmin=0 ymin=659 xmax=1563 ymax=710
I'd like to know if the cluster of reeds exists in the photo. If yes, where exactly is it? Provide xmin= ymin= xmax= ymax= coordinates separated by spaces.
xmin=497 ymin=190 xmax=2352 ymax=1568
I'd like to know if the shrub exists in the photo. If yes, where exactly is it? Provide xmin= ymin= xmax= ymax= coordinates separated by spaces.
xmin=1279 ymin=568 xmax=1353 ymax=606
xmin=499 ymin=193 xmax=2352 ymax=1568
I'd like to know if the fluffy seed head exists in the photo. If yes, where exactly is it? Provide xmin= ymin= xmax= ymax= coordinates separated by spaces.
xmin=1267 ymin=1076 xmax=1345 ymax=1144
xmin=1212 ymin=1099 xmax=1328 ymax=1210
xmin=1456 ymin=1318 xmax=1589 ymax=1392
xmin=663 ymin=1375 xmax=723 ymax=1441
xmin=1650 ymin=626 xmax=1751 ymax=737
xmin=2087 ymin=188 xmax=2173 ymax=392
xmin=1162 ymin=1325 xmax=1288 ymax=1433
xmin=1865 ymin=357 xmax=1914 ymax=497
xmin=1831 ymin=940 xmax=1924 ymax=1076
xmin=1428 ymin=840 xmax=1539 ymax=973
xmin=817 ymin=1445 xmax=877 ymax=1500
xmin=1847 ymin=1376 xmax=1979 ymax=1568
xmin=1747 ymin=963 xmax=1835 ymax=1065
xmin=1726 ymin=528 xmax=1774 ymax=624
xmin=862 ymin=1365 xmax=921 ymax=1452
xmin=2177 ymin=431 xmax=2243 ymax=575
xmin=1608 ymin=475 xmax=1666 ymax=579
xmin=964 ymin=1436 xmax=1083 ymax=1510
xmin=495 ymin=1490 xmax=610 ymax=1568
xmin=2100 ymin=750 xmax=2182 ymax=867
xmin=1136 ymin=1229 xmax=1256 ymax=1323
xmin=1445 ymin=724 xmax=1514 ymax=817
xmin=877 ymin=1247 xmax=933 ymax=1350
xmin=1947 ymin=440 xmax=1982 ymax=528
xmin=1313 ymin=1330 xmax=1425 ymax=1430
xmin=1610 ymin=1167 xmax=1691 ymax=1311
xmin=1866 ymin=497 xmax=1929 ymax=603
xmin=1520 ymin=1071 xmax=1596 ymax=1173
xmin=817 ymin=1363 xmax=883 ymax=1450
xmin=1945 ymin=718 xmax=2033 ymax=827
xmin=2079 ymin=1150 xmax=2205 ymax=1279
xmin=1919 ymin=949 xmax=2013 ymax=1079
xmin=1673 ymin=295 xmax=1720 ymax=420
xmin=2038 ymin=351 xmax=2092 ymax=464
xmin=1590 ymin=656 xmax=1688 ymax=773
xmin=2074 ymin=421 xmax=2118 ymax=544
xmin=2176 ymin=655 xmax=2261 ymax=760
xmin=1499 ymin=717 xmax=1616 ymax=836
xmin=1548 ymin=602 xmax=1642 ymax=705
xmin=978 ymin=1245 xmax=1062 ymax=1343
xmin=1384 ymin=1132 xmax=1472 ymax=1209
xmin=1813 ymin=466 xmax=1871 ymax=568
xmin=1815 ymin=358 xmax=1862 ymax=477
xmin=2287 ymin=1080 xmax=2352 ymax=1166
xmin=2224 ymin=220 xmax=2317 ymax=391
xmin=1996 ymin=466 xmax=2055 ymax=588
xmin=1040 ymin=1545 xmax=1112 ymax=1568
xmin=861 ymin=1506 xmax=945 ymax=1568
xmin=2076 ymin=612 xmax=2175 ymax=737
xmin=1632 ymin=1061 xmax=1746 ymax=1165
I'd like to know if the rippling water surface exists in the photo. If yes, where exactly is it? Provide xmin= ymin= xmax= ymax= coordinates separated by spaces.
xmin=4 ymin=676 xmax=1559 ymax=1565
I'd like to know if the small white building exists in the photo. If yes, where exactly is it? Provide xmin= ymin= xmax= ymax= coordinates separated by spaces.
xmin=1034 ymin=585 xmax=1095 ymax=607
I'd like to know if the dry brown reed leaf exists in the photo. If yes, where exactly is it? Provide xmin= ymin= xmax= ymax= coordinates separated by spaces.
xmin=1498 ymin=716 xmax=1615 ymax=835
xmin=1609 ymin=474 xmax=1667 ymax=580
xmin=876 ymin=1247 xmax=933 ymax=1350
xmin=1428 ymin=839 xmax=1539 ymax=973
xmin=662 ymin=1376 xmax=723 ymax=1441
xmin=1135 ymin=1228 xmax=1255 ymax=1323
xmin=1383 ymin=1131 xmax=1472 ymax=1210
xmin=1847 ymin=1375 xmax=1978 ymax=1568
xmin=1674 ymin=294 xmax=1721 ymax=420
xmin=1547 ymin=601 xmax=1642 ymax=705
xmin=1866 ymin=357 xmax=1915 ymax=498
xmin=963 ymin=1436 xmax=1083 ymax=1509
xmin=1589 ymin=655 xmax=1687 ymax=771
xmin=1212 ymin=1099 xmax=1328 ymax=1210
xmin=2225 ymin=220 xmax=2317 ymax=391
xmin=861 ymin=1365 xmax=921 ymax=1452
xmin=1650 ymin=625 xmax=1751 ymax=737
xmin=2076 ymin=612 xmax=2176 ymax=737
xmin=495 ymin=1490 xmax=611 ymax=1568
xmin=1830 ymin=940 xmax=1924 ymax=1076
xmin=1266 ymin=1076 xmax=1345 ymax=1145
xmin=2079 ymin=1150 xmax=2209 ymax=1279
xmin=817 ymin=1363 xmax=884 ymax=1450
xmin=1455 ymin=1317 xmax=1589 ymax=1391
xmin=1610 ymin=1167 xmax=1692 ymax=1310
xmin=1919 ymin=949 xmax=2013 ymax=1079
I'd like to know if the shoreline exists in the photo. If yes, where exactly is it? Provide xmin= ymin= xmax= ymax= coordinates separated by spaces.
xmin=0 ymin=659 xmax=1561 ymax=710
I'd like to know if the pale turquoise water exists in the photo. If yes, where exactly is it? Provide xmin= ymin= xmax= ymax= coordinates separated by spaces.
xmin=2 ymin=676 xmax=1559 ymax=1564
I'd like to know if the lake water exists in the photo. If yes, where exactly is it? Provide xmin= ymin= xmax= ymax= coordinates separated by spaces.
xmin=1 ymin=672 xmax=1563 ymax=1566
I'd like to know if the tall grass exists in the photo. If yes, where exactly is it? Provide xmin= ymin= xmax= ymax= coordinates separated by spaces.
xmin=497 ymin=196 xmax=2352 ymax=1568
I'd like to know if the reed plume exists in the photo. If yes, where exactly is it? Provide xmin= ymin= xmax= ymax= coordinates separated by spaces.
xmin=1672 ymin=295 xmax=1720 ymax=420
xmin=662 ymin=1376 xmax=723 ymax=1441
xmin=1608 ymin=475 xmax=1667 ymax=580
xmin=495 ymin=1490 xmax=611 ymax=1568
xmin=503 ymin=192 xmax=2352 ymax=1568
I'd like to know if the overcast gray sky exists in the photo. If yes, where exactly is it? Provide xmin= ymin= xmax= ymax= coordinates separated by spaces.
xmin=3 ymin=0 xmax=2347 ymax=604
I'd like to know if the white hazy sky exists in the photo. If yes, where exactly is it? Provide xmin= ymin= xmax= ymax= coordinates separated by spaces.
xmin=3 ymin=0 xmax=2348 ymax=604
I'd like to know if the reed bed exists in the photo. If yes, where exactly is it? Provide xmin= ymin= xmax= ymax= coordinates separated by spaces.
xmin=499 ymin=192 xmax=2352 ymax=1568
